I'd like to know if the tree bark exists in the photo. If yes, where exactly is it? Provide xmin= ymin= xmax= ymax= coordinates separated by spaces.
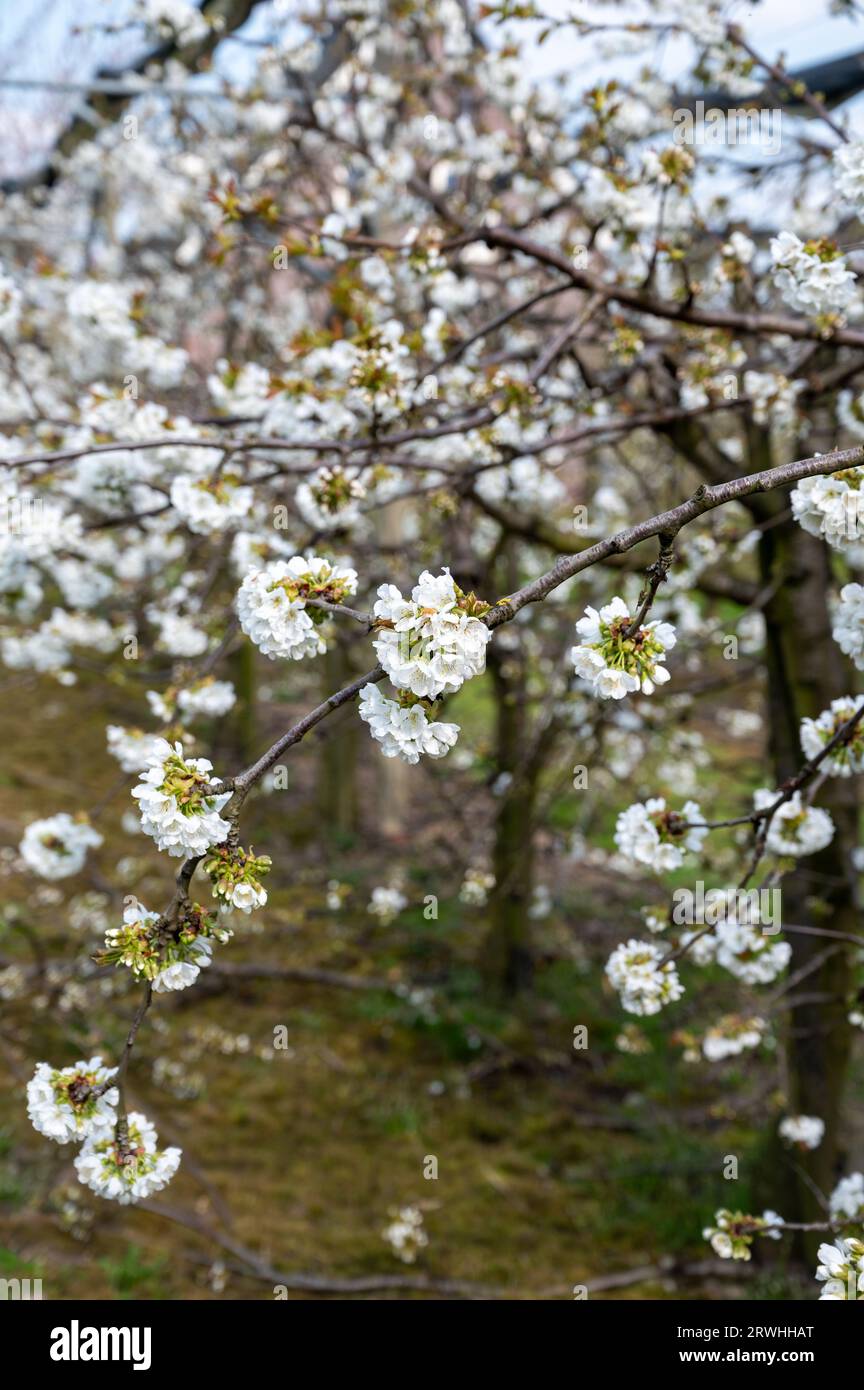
xmin=229 ymin=639 xmax=256 ymax=762
xmin=316 ymin=640 xmax=360 ymax=838
xmin=757 ymin=518 xmax=857 ymax=1257
xmin=481 ymin=640 xmax=538 ymax=993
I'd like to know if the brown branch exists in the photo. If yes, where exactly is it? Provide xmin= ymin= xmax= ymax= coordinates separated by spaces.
xmin=484 ymin=443 xmax=864 ymax=627
xmin=727 ymin=24 xmax=848 ymax=142
xmin=473 ymin=226 xmax=864 ymax=348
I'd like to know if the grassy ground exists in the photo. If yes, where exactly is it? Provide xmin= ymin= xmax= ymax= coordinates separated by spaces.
xmin=0 ymin=670 xmax=855 ymax=1300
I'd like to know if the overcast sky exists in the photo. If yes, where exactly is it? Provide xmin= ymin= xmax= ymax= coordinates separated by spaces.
xmin=504 ymin=0 xmax=864 ymax=83
xmin=1 ymin=0 xmax=863 ymax=179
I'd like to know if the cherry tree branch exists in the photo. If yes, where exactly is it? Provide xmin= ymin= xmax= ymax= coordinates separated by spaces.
xmin=470 ymin=226 xmax=864 ymax=348
xmin=95 ymin=435 xmax=864 ymax=1161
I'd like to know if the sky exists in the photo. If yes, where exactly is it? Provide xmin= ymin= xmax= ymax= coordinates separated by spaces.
xmin=504 ymin=0 xmax=864 ymax=84
xmin=0 ymin=0 xmax=863 ymax=180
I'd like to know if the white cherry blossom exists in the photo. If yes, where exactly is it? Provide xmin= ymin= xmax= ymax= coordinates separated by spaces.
xmin=372 ymin=569 xmax=490 ymax=699
xmin=74 ymin=1110 xmax=181 ymax=1205
xmin=358 ymin=682 xmax=459 ymax=763
xmin=237 ymin=555 xmax=358 ymax=661
xmin=19 ymin=813 xmax=103 ymax=879
xmin=614 ymin=797 xmax=706 ymax=873
xmin=131 ymin=740 xmax=231 ymax=857
xmin=27 ymin=1057 xmax=118 ymax=1144
xmin=571 ymin=597 xmax=676 ymax=699
xmin=605 ymin=938 xmax=684 ymax=1015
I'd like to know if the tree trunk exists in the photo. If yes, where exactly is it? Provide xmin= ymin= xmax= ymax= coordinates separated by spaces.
xmin=316 ymin=640 xmax=360 ymax=838
xmin=481 ymin=639 xmax=538 ymax=993
xmin=758 ymin=518 xmax=857 ymax=1257
xmin=229 ymin=639 xmax=256 ymax=762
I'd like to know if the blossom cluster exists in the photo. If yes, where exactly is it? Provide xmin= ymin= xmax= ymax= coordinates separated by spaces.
xmin=27 ymin=1057 xmax=118 ymax=1144
xmin=204 ymin=844 xmax=271 ymax=914
xmin=372 ymin=569 xmax=491 ymax=700
xmin=295 ymin=464 xmax=367 ymax=531
xmin=382 ymin=1205 xmax=429 ymax=1263
xmin=703 ymin=1208 xmax=783 ymax=1261
xmin=107 ymin=725 xmax=166 ymax=773
xmin=753 ymin=788 xmax=834 ymax=858
xmin=19 ymin=813 xmax=103 ymax=880
xmin=831 ymin=1172 xmax=864 ymax=1227
xmin=614 ymin=797 xmax=706 ymax=874
xmin=605 ymin=938 xmax=684 ymax=1016
xmin=770 ymin=232 xmax=858 ymax=322
xmin=26 ymin=1058 xmax=181 ymax=1206
xmin=147 ymin=679 xmax=237 ymax=724
xmin=832 ymin=583 xmax=864 ymax=670
xmin=715 ymin=919 xmax=791 ymax=986
xmin=791 ymin=468 xmax=864 ymax=551
xmin=571 ymin=596 xmax=676 ymax=700
xmin=367 ymin=886 xmax=408 ymax=922
xmin=357 ymin=568 xmax=492 ymax=764
xmin=459 ymin=867 xmax=496 ymax=905
xmin=358 ymin=683 xmax=459 ymax=764
xmin=170 ymin=473 xmax=254 ymax=534
xmin=97 ymin=897 xmax=231 ymax=993
xmin=701 ymin=1015 xmax=766 ymax=1062
xmin=778 ymin=1114 xmax=825 ymax=1152
xmin=131 ymin=739 xmax=231 ymax=857
xmin=743 ymin=370 xmax=803 ymax=430
xmin=815 ymin=1238 xmax=864 ymax=1300
xmin=833 ymin=140 xmax=864 ymax=213
xmin=237 ymin=555 xmax=358 ymax=661
xmin=838 ymin=388 xmax=864 ymax=440
xmin=74 ymin=1111 xmax=182 ymax=1206
xmin=800 ymin=696 xmax=864 ymax=776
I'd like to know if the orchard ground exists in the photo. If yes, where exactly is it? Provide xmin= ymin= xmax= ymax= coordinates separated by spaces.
xmin=2 ymin=659 xmax=861 ymax=1300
